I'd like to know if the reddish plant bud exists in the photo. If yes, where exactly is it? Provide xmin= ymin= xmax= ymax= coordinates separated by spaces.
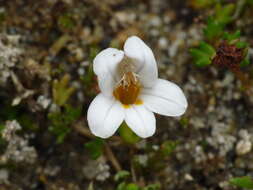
xmin=212 ymin=41 xmax=244 ymax=71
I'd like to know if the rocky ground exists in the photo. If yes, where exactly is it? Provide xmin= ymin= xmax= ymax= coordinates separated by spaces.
xmin=0 ymin=0 xmax=253 ymax=190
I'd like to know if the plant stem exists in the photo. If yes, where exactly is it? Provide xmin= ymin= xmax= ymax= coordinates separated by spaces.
xmin=104 ymin=143 xmax=122 ymax=172
xmin=73 ymin=118 xmax=122 ymax=172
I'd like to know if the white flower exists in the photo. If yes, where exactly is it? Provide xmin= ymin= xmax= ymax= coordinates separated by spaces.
xmin=87 ymin=36 xmax=187 ymax=138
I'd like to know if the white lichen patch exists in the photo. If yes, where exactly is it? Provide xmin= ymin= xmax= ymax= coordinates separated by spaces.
xmin=1 ymin=120 xmax=37 ymax=164
xmin=0 ymin=34 xmax=23 ymax=85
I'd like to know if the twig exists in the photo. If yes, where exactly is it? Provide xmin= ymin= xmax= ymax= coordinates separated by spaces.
xmin=130 ymin=148 xmax=137 ymax=183
xmin=49 ymin=34 xmax=71 ymax=56
xmin=73 ymin=119 xmax=95 ymax=139
xmin=73 ymin=118 xmax=122 ymax=172
xmin=104 ymin=143 xmax=122 ymax=172
xmin=73 ymin=118 xmax=122 ymax=143
xmin=130 ymin=160 xmax=137 ymax=183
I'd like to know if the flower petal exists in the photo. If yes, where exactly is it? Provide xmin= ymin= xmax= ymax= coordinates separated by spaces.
xmin=87 ymin=93 xmax=125 ymax=138
xmin=93 ymin=48 xmax=124 ymax=97
xmin=125 ymin=105 xmax=156 ymax=138
xmin=124 ymin=36 xmax=158 ymax=88
xmin=141 ymin=79 xmax=187 ymax=116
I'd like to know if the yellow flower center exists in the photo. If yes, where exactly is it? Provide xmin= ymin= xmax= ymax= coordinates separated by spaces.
xmin=113 ymin=71 xmax=141 ymax=105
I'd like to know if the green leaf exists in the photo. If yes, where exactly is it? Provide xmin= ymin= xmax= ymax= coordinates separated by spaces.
xmin=48 ymin=105 xmax=82 ymax=143
xmin=215 ymin=4 xmax=235 ymax=24
xmin=114 ymin=170 xmax=131 ymax=182
xmin=203 ymin=18 xmax=224 ymax=40
xmin=143 ymin=183 xmax=161 ymax=190
xmin=117 ymin=182 xmax=127 ymax=190
xmin=236 ymin=41 xmax=248 ymax=49
xmin=118 ymin=122 xmax=140 ymax=144
xmin=84 ymin=138 xmax=104 ymax=160
xmin=199 ymin=41 xmax=216 ymax=55
xmin=190 ymin=41 xmax=215 ymax=67
xmin=126 ymin=183 xmax=139 ymax=190
xmin=229 ymin=176 xmax=253 ymax=189
xmin=223 ymin=31 xmax=241 ymax=42
xmin=240 ymin=58 xmax=250 ymax=67
xmin=203 ymin=4 xmax=235 ymax=40
xmin=161 ymin=140 xmax=179 ymax=156
xmin=52 ymin=74 xmax=76 ymax=106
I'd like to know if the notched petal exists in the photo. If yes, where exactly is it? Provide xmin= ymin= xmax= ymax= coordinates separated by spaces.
xmin=141 ymin=79 xmax=188 ymax=116
xmin=125 ymin=105 xmax=156 ymax=138
xmin=87 ymin=94 xmax=125 ymax=138
xmin=124 ymin=36 xmax=158 ymax=88
xmin=93 ymin=48 xmax=124 ymax=97
xmin=93 ymin=48 xmax=124 ymax=76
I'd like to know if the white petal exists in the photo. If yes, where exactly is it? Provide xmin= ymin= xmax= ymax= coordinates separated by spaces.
xmin=124 ymin=36 xmax=158 ymax=88
xmin=93 ymin=48 xmax=124 ymax=97
xmin=125 ymin=105 xmax=156 ymax=138
xmin=141 ymin=79 xmax=187 ymax=116
xmin=87 ymin=94 xmax=125 ymax=138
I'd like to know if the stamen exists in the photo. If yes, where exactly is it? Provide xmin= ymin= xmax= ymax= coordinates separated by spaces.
xmin=113 ymin=71 xmax=141 ymax=105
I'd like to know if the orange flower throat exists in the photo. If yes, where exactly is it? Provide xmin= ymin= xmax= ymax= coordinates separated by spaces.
xmin=113 ymin=72 xmax=141 ymax=105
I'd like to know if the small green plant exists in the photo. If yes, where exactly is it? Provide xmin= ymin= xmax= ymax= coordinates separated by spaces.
xmin=160 ymin=140 xmax=179 ymax=157
xmin=48 ymin=105 xmax=81 ymax=143
xmin=84 ymin=138 xmax=104 ymax=160
xmin=191 ymin=30 xmax=249 ymax=69
xmin=52 ymin=74 xmax=75 ymax=106
xmin=229 ymin=176 xmax=253 ymax=189
xmin=190 ymin=41 xmax=216 ymax=67
xmin=203 ymin=4 xmax=235 ymax=40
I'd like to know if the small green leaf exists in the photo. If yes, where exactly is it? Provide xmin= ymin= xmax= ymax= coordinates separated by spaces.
xmin=118 ymin=122 xmax=140 ymax=144
xmin=199 ymin=41 xmax=216 ymax=56
xmin=236 ymin=41 xmax=248 ymax=49
xmin=161 ymin=140 xmax=179 ymax=156
xmin=229 ymin=176 xmax=253 ymax=189
xmin=126 ymin=183 xmax=139 ymax=190
xmin=240 ymin=58 xmax=250 ymax=67
xmin=84 ymin=138 xmax=104 ymax=160
xmin=215 ymin=4 xmax=235 ymax=24
xmin=190 ymin=41 xmax=215 ymax=67
xmin=52 ymin=74 xmax=76 ymax=106
xmin=203 ymin=18 xmax=224 ymax=40
xmin=223 ymin=30 xmax=241 ymax=41
xmin=203 ymin=4 xmax=235 ymax=40
xmin=143 ymin=183 xmax=161 ymax=190
xmin=48 ymin=105 xmax=81 ymax=143
xmin=117 ymin=182 xmax=127 ymax=190
xmin=114 ymin=170 xmax=130 ymax=182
